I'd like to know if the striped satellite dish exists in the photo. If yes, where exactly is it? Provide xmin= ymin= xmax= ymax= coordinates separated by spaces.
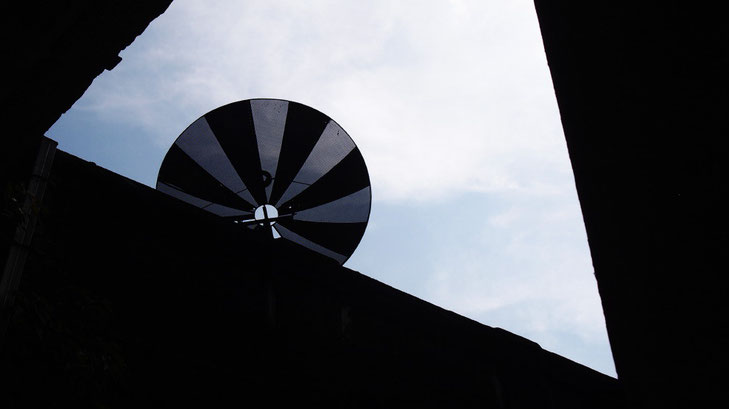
xmin=156 ymin=99 xmax=371 ymax=265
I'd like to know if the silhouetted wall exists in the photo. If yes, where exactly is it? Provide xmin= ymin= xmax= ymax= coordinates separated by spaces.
xmin=534 ymin=2 xmax=729 ymax=407
xmin=0 ymin=150 xmax=624 ymax=408
xmin=0 ymin=1 xmax=173 ymax=334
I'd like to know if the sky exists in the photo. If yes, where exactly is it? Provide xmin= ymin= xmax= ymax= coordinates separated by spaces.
xmin=47 ymin=0 xmax=616 ymax=376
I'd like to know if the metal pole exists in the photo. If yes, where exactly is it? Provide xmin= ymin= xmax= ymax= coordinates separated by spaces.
xmin=0 ymin=137 xmax=57 ymax=341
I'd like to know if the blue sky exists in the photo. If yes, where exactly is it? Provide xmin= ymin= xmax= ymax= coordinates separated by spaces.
xmin=47 ymin=0 xmax=616 ymax=376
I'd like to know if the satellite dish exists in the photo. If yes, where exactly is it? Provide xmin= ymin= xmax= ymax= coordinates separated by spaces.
xmin=156 ymin=99 xmax=371 ymax=265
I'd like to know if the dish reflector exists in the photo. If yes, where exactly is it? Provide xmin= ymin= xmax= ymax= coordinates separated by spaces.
xmin=156 ymin=99 xmax=371 ymax=264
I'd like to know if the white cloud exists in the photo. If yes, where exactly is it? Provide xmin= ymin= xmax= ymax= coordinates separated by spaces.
xmin=74 ymin=0 xmax=565 ymax=203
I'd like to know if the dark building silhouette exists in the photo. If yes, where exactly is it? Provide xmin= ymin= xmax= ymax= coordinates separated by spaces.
xmin=2 ymin=148 xmax=621 ymax=407
xmin=1 ymin=1 xmax=725 ymax=408
xmin=534 ymin=2 xmax=729 ymax=407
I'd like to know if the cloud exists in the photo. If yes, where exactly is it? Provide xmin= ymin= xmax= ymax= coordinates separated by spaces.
xmin=71 ymin=0 xmax=565 ymax=203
